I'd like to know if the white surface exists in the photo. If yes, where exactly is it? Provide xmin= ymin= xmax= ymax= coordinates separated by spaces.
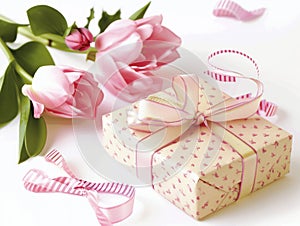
xmin=1 ymin=0 xmax=300 ymax=225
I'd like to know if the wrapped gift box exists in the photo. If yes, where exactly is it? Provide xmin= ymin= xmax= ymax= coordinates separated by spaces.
xmin=102 ymin=75 xmax=292 ymax=219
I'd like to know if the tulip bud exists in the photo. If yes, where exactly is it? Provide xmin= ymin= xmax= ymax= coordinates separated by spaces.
xmin=65 ymin=28 xmax=94 ymax=51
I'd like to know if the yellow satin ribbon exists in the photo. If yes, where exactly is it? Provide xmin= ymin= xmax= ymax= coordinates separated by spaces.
xmin=128 ymin=74 xmax=263 ymax=198
xmin=211 ymin=123 xmax=257 ymax=198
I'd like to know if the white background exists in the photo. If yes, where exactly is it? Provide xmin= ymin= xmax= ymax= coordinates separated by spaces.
xmin=1 ymin=0 xmax=300 ymax=225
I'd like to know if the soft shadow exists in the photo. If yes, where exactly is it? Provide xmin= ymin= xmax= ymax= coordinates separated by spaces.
xmin=41 ymin=116 xmax=73 ymax=156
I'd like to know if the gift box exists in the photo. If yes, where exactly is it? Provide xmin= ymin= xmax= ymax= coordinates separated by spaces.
xmin=102 ymin=75 xmax=292 ymax=219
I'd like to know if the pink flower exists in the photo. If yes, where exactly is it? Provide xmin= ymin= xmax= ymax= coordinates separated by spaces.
xmin=65 ymin=28 xmax=94 ymax=51
xmin=94 ymin=15 xmax=181 ymax=101
xmin=96 ymin=15 xmax=181 ymax=67
xmin=96 ymin=54 xmax=163 ymax=102
xmin=22 ymin=66 xmax=104 ymax=119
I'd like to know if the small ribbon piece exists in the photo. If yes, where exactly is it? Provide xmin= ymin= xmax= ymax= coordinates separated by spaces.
xmin=23 ymin=150 xmax=135 ymax=226
xmin=213 ymin=0 xmax=265 ymax=21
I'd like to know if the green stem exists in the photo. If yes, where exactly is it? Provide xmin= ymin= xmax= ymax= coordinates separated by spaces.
xmin=0 ymin=37 xmax=14 ymax=62
xmin=0 ymin=37 xmax=32 ymax=83
xmin=14 ymin=63 xmax=32 ymax=83
xmin=0 ymin=14 xmax=97 ymax=60
xmin=18 ymin=26 xmax=49 ymax=46
xmin=0 ymin=15 xmax=66 ymax=50
xmin=18 ymin=24 xmax=97 ymax=56
xmin=18 ymin=26 xmax=74 ymax=52
xmin=0 ymin=15 xmax=96 ymax=55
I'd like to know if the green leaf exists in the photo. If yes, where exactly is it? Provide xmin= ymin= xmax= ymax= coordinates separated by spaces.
xmin=129 ymin=2 xmax=151 ymax=20
xmin=18 ymin=143 xmax=30 ymax=164
xmin=25 ymin=112 xmax=47 ymax=157
xmin=0 ymin=76 xmax=4 ymax=90
xmin=0 ymin=62 xmax=19 ymax=124
xmin=27 ymin=5 xmax=68 ymax=36
xmin=98 ymin=10 xmax=121 ymax=33
xmin=85 ymin=8 xmax=95 ymax=29
xmin=19 ymin=95 xmax=30 ymax=152
xmin=12 ymin=41 xmax=54 ymax=75
xmin=18 ymin=103 xmax=47 ymax=163
xmin=64 ymin=22 xmax=78 ymax=37
xmin=0 ymin=19 xmax=27 ymax=42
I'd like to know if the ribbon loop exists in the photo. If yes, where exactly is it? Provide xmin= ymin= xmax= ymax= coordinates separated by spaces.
xmin=23 ymin=149 xmax=135 ymax=226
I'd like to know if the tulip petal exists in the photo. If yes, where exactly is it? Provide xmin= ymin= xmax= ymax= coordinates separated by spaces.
xmin=65 ymin=30 xmax=82 ymax=42
xmin=46 ymin=103 xmax=74 ymax=118
xmin=22 ymin=85 xmax=45 ymax=118
xmin=65 ymin=30 xmax=83 ymax=50
xmin=116 ymin=75 xmax=163 ymax=102
xmin=135 ymin=15 xmax=163 ymax=26
xmin=95 ymin=19 xmax=136 ymax=52
xmin=65 ymin=28 xmax=93 ymax=51
xmin=117 ymin=62 xmax=146 ymax=84
xmin=95 ymin=54 xmax=127 ymax=87
xmin=141 ymin=41 xmax=181 ymax=66
xmin=97 ymin=32 xmax=143 ymax=65
xmin=31 ymin=66 xmax=71 ymax=108
xmin=79 ymin=28 xmax=94 ymax=42
xmin=60 ymin=70 xmax=82 ymax=84
xmin=136 ymin=24 xmax=153 ymax=41
xmin=32 ymin=101 xmax=45 ymax=118
xmin=149 ymin=26 xmax=181 ymax=45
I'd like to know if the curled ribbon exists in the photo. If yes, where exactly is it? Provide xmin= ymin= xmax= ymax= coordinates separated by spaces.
xmin=206 ymin=49 xmax=277 ymax=117
xmin=213 ymin=0 xmax=266 ymax=21
xmin=23 ymin=150 xmax=135 ymax=226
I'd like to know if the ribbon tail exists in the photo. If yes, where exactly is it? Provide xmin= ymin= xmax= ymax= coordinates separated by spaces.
xmin=45 ymin=149 xmax=77 ymax=178
xmin=237 ymin=94 xmax=278 ymax=117
xmin=258 ymin=99 xmax=278 ymax=117
xmin=86 ymin=192 xmax=113 ymax=226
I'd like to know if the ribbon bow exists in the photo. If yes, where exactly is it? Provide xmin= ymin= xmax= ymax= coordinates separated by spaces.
xmin=129 ymin=74 xmax=263 ymax=146
xmin=127 ymin=73 xmax=264 ymax=183
xmin=130 ymin=75 xmax=263 ymax=127
xmin=23 ymin=150 xmax=135 ymax=226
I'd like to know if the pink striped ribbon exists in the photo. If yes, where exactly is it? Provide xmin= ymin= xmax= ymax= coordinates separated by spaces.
xmin=213 ymin=0 xmax=265 ymax=21
xmin=23 ymin=149 xmax=135 ymax=226
xmin=236 ymin=93 xmax=277 ymax=117
xmin=206 ymin=49 xmax=277 ymax=117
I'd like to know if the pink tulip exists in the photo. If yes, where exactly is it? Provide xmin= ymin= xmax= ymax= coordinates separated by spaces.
xmin=94 ymin=15 xmax=181 ymax=101
xmin=96 ymin=54 xmax=163 ymax=102
xmin=22 ymin=66 xmax=104 ymax=119
xmin=65 ymin=28 xmax=94 ymax=51
xmin=96 ymin=15 xmax=181 ymax=67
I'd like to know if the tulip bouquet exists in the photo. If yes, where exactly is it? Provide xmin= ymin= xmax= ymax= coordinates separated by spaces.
xmin=0 ymin=2 xmax=181 ymax=163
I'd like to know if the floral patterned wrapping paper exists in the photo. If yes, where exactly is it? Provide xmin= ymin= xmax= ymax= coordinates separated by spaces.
xmin=102 ymin=77 xmax=292 ymax=219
